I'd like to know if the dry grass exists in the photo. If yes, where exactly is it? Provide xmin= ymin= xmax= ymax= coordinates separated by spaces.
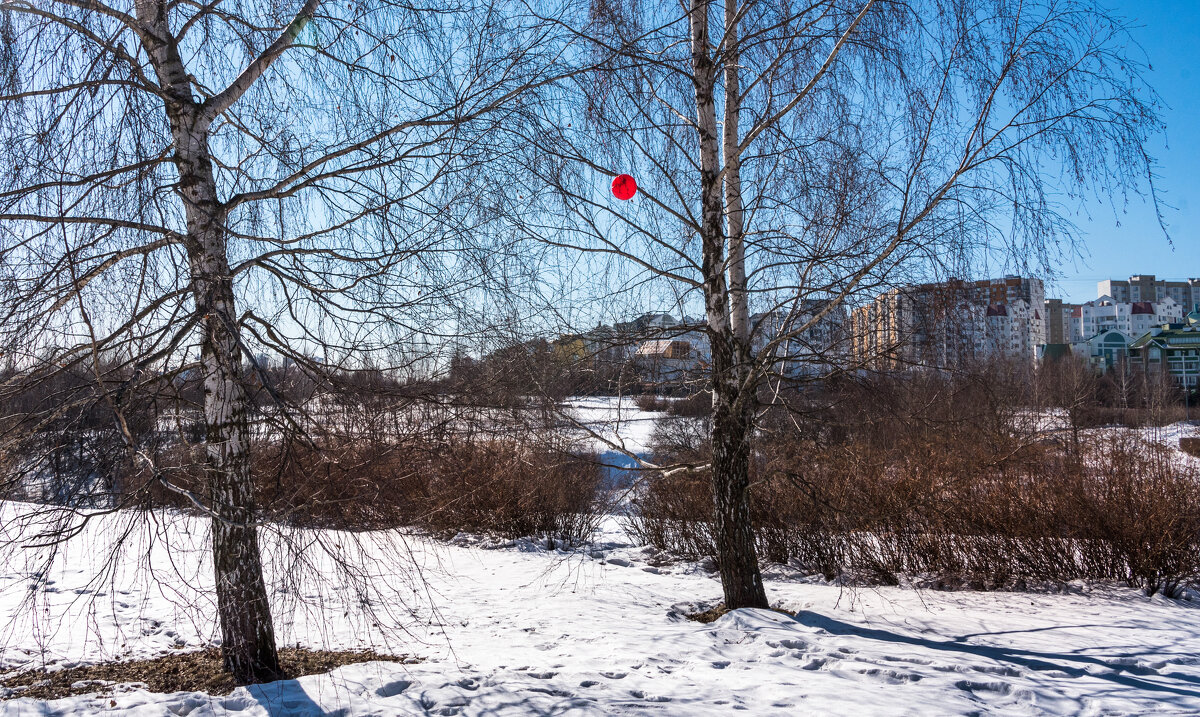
xmin=685 ymin=604 xmax=795 ymax=624
xmin=0 ymin=647 xmax=416 ymax=700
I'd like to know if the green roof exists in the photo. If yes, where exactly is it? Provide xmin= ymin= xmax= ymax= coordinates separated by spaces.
xmin=1129 ymin=327 xmax=1200 ymax=350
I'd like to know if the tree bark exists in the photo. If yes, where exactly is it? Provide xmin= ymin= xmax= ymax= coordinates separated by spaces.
xmin=181 ymin=139 xmax=283 ymax=685
xmin=191 ymin=230 xmax=282 ymax=683
xmin=709 ymin=341 xmax=768 ymax=608
xmin=724 ymin=0 xmax=748 ymax=349
xmin=690 ymin=0 xmax=769 ymax=610
xmin=133 ymin=1 xmax=282 ymax=680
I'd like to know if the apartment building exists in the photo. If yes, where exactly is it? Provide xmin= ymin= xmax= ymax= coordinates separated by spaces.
xmin=1043 ymin=295 xmax=1185 ymax=344
xmin=751 ymin=302 xmax=849 ymax=378
xmin=1043 ymin=298 xmax=1082 ymax=344
xmin=1077 ymin=295 xmax=1184 ymax=339
xmin=1097 ymin=275 xmax=1200 ymax=310
xmin=851 ymin=276 xmax=1046 ymax=370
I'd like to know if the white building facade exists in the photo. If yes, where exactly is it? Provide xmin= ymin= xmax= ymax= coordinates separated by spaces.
xmin=1067 ymin=295 xmax=1183 ymax=342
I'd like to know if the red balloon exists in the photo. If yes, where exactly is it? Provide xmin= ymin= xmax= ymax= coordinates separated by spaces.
xmin=612 ymin=174 xmax=637 ymax=200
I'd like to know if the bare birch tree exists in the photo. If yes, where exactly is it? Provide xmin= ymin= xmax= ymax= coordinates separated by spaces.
xmin=0 ymin=0 xmax=566 ymax=683
xmin=514 ymin=0 xmax=1161 ymax=608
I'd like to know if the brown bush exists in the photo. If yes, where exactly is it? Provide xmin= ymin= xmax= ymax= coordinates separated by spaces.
xmin=633 ymin=373 xmax=1200 ymax=595
xmin=1071 ymin=405 xmax=1188 ymax=429
xmin=632 ymin=392 xmax=711 ymax=417
xmin=415 ymin=440 xmax=602 ymax=544
xmin=634 ymin=394 xmax=673 ymax=412
xmin=125 ymin=435 xmax=603 ymax=545
xmin=665 ymin=390 xmax=712 ymax=417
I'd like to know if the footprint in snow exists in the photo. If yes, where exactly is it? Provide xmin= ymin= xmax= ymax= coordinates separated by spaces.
xmin=881 ymin=655 xmax=934 ymax=666
xmin=776 ymin=639 xmax=807 ymax=651
xmin=955 ymin=679 xmax=1013 ymax=695
xmin=629 ymin=690 xmax=671 ymax=702
xmin=856 ymin=667 xmax=923 ymax=684
xmin=972 ymin=664 xmax=1023 ymax=678
xmin=375 ymin=679 xmax=412 ymax=698
xmin=530 ymin=686 xmax=577 ymax=698
xmin=1108 ymin=657 xmax=1163 ymax=675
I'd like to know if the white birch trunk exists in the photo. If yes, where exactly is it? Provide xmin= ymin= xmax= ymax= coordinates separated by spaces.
xmin=133 ymin=0 xmax=281 ymax=682
xmin=691 ymin=0 xmax=768 ymax=610
xmin=724 ymin=0 xmax=749 ymax=351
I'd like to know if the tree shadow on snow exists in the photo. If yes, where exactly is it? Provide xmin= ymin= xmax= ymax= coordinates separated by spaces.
xmin=794 ymin=612 xmax=1200 ymax=703
xmin=239 ymin=680 xmax=336 ymax=716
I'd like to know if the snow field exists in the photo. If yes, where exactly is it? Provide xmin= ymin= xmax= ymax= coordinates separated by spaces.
xmin=1 ymin=509 xmax=1200 ymax=715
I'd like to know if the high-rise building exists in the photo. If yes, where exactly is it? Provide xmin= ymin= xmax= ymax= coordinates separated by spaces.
xmin=1043 ymin=298 xmax=1081 ymax=344
xmin=851 ymin=276 xmax=1045 ymax=370
xmin=750 ymin=302 xmax=849 ymax=378
xmin=1097 ymin=275 xmax=1200 ymax=310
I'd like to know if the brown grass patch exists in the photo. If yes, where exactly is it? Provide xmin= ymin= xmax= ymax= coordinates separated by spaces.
xmin=0 ymin=647 xmax=416 ymax=700
xmin=686 ymin=604 xmax=795 ymax=624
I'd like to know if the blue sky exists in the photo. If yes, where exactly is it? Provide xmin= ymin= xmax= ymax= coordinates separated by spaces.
xmin=1050 ymin=0 xmax=1200 ymax=303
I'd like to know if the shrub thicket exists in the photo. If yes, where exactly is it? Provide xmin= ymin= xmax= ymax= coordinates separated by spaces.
xmin=632 ymin=372 xmax=1200 ymax=596
xmin=123 ymin=435 xmax=603 ymax=545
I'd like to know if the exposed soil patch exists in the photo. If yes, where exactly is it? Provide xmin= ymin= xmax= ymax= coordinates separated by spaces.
xmin=0 ymin=647 xmax=417 ymax=700
xmin=686 ymin=604 xmax=795 ymax=624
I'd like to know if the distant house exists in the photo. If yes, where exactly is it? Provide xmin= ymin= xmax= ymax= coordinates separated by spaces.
xmin=633 ymin=339 xmax=701 ymax=385
xmin=635 ymin=339 xmax=693 ymax=361
xmin=1127 ymin=324 xmax=1200 ymax=388
xmin=614 ymin=312 xmax=680 ymax=334
xmin=552 ymin=335 xmax=588 ymax=363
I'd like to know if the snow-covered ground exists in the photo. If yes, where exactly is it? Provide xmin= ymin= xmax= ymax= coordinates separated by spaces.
xmin=562 ymin=395 xmax=663 ymax=455
xmin=1127 ymin=420 xmax=1200 ymax=455
xmin=2 ymin=504 xmax=1200 ymax=716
